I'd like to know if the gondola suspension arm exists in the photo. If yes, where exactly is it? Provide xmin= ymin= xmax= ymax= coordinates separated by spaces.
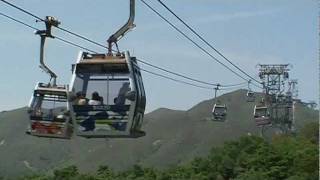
xmin=214 ymin=84 xmax=220 ymax=100
xmin=107 ymin=0 xmax=135 ymax=55
xmin=35 ymin=16 xmax=60 ymax=86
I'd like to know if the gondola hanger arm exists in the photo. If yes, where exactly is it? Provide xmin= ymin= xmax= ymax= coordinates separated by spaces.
xmin=107 ymin=0 xmax=135 ymax=55
xmin=35 ymin=16 xmax=60 ymax=86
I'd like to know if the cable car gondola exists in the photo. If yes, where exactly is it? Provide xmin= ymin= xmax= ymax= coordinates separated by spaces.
xmin=211 ymin=85 xmax=227 ymax=122
xmin=69 ymin=52 xmax=146 ymax=138
xmin=253 ymin=104 xmax=271 ymax=126
xmin=69 ymin=0 xmax=146 ymax=138
xmin=28 ymin=83 xmax=72 ymax=138
xmin=247 ymin=91 xmax=255 ymax=102
xmin=27 ymin=17 xmax=73 ymax=139
xmin=212 ymin=103 xmax=227 ymax=121
xmin=246 ymin=80 xmax=255 ymax=102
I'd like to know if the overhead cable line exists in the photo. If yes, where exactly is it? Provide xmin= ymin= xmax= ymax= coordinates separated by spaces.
xmin=139 ymin=0 xmax=251 ymax=84
xmin=0 ymin=12 xmax=246 ymax=91
xmin=218 ymin=81 xmax=247 ymax=88
xmin=251 ymin=82 xmax=263 ymax=89
xmin=0 ymin=12 xmax=214 ymax=90
xmin=0 ymin=0 xmax=43 ymax=20
xmin=137 ymin=58 xmax=247 ymax=88
xmin=140 ymin=68 xmax=245 ymax=91
xmin=156 ymin=0 xmax=261 ymax=85
xmin=0 ymin=12 xmax=38 ymax=31
xmin=0 ymin=0 xmax=257 ymax=89
xmin=56 ymin=26 xmax=110 ymax=50
xmin=219 ymin=84 xmax=247 ymax=91
xmin=137 ymin=58 xmax=219 ymax=87
xmin=0 ymin=12 xmax=98 ymax=53
xmin=140 ymin=68 xmax=213 ymax=90
xmin=0 ymin=0 xmax=110 ymax=51
xmin=0 ymin=10 xmax=254 ymax=92
xmin=54 ymin=37 xmax=98 ymax=54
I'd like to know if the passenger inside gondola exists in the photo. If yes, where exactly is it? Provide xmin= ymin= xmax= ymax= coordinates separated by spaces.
xmin=79 ymin=91 xmax=111 ymax=131
xmin=71 ymin=72 xmax=136 ymax=132
xmin=89 ymin=92 xmax=103 ymax=105
xmin=79 ymin=92 xmax=102 ymax=131
xmin=75 ymin=91 xmax=88 ymax=105
xmin=79 ymin=116 xmax=95 ymax=131
xmin=114 ymin=82 xmax=131 ymax=115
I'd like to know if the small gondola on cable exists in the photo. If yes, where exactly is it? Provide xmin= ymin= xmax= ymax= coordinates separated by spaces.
xmin=69 ymin=0 xmax=146 ymax=138
xmin=246 ymin=80 xmax=255 ymax=102
xmin=253 ymin=98 xmax=271 ymax=126
xmin=211 ymin=84 xmax=227 ymax=122
xmin=27 ymin=16 xmax=73 ymax=139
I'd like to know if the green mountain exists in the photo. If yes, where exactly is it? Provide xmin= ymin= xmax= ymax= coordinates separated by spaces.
xmin=0 ymin=89 xmax=318 ymax=178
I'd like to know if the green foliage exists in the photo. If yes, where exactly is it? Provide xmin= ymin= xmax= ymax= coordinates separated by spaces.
xmin=75 ymin=174 xmax=96 ymax=180
xmin=96 ymin=165 xmax=114 ymax=180
xmin=17 ymin=174 xmax=51 ymax=180
xmin=53 ymin=165 xmax=79 ymax=180
xmin=19 ymin=123 xmax=319 ymax=180
xmin=236 ymin=170 xmax=270 ymax=180
xmin=299 ymin=121 xmax=319 ymax=144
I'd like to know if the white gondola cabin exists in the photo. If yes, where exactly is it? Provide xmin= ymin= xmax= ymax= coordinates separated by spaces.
xmin=27 ymin=83 xmax=73 ymax=139
xmin=246 ymin=90 xmax=255 ymax=102
xmin=246 ymin=80 xmax=255 ymax=102
xmin=27 ymin=17 xmax=73 ymax=139
xmin=69 ymin=51 xmax=146 ymax=138
xmin=212 ymin=104 xmax=227 ymax=121
xmin=253 ymin=105 xmax=271 ymax=126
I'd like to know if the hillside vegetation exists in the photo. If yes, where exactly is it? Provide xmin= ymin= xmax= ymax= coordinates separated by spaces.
xmin=0 ymin=90 xmax=318 ymax=178
xmin=16 ymin=122 xmax=319 ymax=180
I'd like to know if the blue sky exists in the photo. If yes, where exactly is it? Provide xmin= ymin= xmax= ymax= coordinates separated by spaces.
xmin=0 ymin=0 xmax=318 ymax=112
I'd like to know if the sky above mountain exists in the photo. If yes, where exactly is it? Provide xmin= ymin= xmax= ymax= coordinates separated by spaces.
xmin=0 ymin=0 xmax=318 ymax=112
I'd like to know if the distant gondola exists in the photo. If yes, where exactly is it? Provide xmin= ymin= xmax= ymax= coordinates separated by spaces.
xmin=211 ymin=84 xmax=227 ymax=122
xmin=212 ymin=103 xmax=227 ymax=121
xmin=253 ymin=105 xmax=271 ymax=126
xmin=28 ymin=83 xmax=73 ymax=138
xmin=247 ymin=90 xmax=255 ymax=102
xmin=246 ymin=80 xmax=255 ymax=102
xmin=27 ymin=16 xmax=73 ymax=139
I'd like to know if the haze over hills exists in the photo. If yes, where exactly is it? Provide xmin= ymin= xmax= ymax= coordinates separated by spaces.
xmin=0 ymin=89 xmax=318 ymax=178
